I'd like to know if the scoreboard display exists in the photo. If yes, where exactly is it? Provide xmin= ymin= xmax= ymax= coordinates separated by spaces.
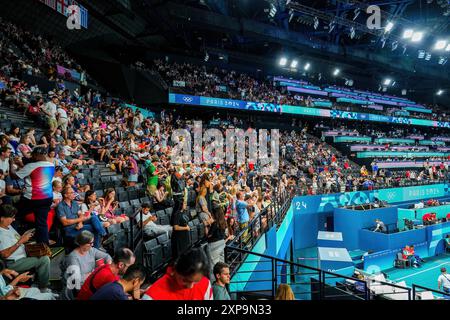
xmin=38 ymin=0 xmax=88 ymax=29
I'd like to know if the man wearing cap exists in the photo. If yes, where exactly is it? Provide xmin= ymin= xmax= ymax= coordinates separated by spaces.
xmin=9 ymin=147 xmax=55 ymax=244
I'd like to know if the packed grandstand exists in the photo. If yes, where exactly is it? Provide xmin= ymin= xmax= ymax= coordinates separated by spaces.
xmin=1 ymin=0 xmax=450 ymax=304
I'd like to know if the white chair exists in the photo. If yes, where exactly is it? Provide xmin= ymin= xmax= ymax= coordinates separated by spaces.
xmin=419 ymin=291 xmax=435 ymax=300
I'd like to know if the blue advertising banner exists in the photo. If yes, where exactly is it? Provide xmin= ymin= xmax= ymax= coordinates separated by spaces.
xmin=168 ymin=93 xmax=450 ymax=129
xmin=292 ymin=183 xmax=449 ymax=250
xmin=293 ymin=184 xmax=449 ymax=216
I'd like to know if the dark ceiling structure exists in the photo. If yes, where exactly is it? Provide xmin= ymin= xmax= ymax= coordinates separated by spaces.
xmin=1 ymin=0 xmax=449 ymax=105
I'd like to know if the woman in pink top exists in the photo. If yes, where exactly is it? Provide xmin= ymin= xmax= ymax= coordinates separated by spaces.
xmin=98 ymin=188 xmax=129 ymax=224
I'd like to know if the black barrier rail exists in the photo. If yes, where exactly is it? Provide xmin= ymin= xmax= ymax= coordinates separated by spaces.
xmin=412 ymin=284 xmax=449 ymax=300
xmin=295 ymin=179 xmax=449 ymax=196
xmin=226 ymin=186 xmax=295 ymax=258
xmin=225 ymin=246 xmax=372 ymax=300
xmin=321 ymin=270 xmax=370 ymax=300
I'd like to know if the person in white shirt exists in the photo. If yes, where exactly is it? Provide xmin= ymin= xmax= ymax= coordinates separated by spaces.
xmin=0 ymin=205 xmax=51 ymax=292
xmin=0 ymin=146 xmax=11 ymax=174
xmin=438 ymin=267 xmax=450 ymax=294
xmin=135 ymin=203 xmax=172 ymax=238
xmin=42 ymin=96 xmax=58 ymax=132
xmin=57 ymin=103 xmax=69 ymax=140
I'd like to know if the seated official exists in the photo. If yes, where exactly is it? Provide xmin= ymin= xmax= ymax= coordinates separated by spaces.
xmin=89 ymin=264 xmax=146 ymax=300
xmin=135 ymin=203 xmax=172 ymax=238
xmin=60 ymin=231 xmax=112 ymax=300
xmin=408 ymin=245 xmax=424 ymax=266
xmin=422 ymin=213 xmax=437 ymax=225
xmin=0 ymin=205 xmax=51 ymax=292
xmin=373 ymin=219 xmax=387 ymax=233
xmin=56 ymin=187 xmax=106 ymax=248
xmin=402 ymin=245 xmax=420 ymax=268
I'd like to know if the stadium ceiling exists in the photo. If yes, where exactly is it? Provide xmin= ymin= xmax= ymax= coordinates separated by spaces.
xmin=1 ymin=0 xmax=449 ymax=103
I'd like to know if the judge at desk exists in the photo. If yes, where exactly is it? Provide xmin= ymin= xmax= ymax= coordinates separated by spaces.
xmin=422 ymin=213 xmax=437 ymax=225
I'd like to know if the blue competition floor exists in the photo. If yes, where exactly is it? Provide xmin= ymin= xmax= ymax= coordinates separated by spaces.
xmin=294 ymin=247 xmax=450 ymax=294
xmin=385 ymin=253 xmax=450 ymax=290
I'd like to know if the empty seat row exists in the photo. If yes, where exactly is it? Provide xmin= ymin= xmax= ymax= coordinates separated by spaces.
xmin=144 ymin=233 xmax=172 ymax=272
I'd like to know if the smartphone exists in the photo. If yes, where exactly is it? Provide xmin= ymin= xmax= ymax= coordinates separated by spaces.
xmin=26 ymin=228 xmax=36 ymax=234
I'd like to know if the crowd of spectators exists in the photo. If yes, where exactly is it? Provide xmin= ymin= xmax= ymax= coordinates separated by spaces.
xmin=0 ymin=17 xmax=450 ymax=301
xmin=153 ymin=59 xmax=450 ymax=122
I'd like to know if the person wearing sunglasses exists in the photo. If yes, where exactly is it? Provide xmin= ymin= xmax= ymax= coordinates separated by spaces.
xmin=60 ymin=230 xmax=112 ymax=300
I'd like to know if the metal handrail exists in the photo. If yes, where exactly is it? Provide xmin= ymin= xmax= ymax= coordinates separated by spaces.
xmin=412 ymin=284 xmax=449 ymax=300
xmin=226 ymin=246 xmax=373 ymax=300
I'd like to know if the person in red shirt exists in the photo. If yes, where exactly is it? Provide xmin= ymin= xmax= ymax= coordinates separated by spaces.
xmin=77 ymin=248 xmax=135 ymax=300
xmin=422 ymin=213 xmax=432 ymax=225
xmin=344 ymin=161 xmax=349 ymax=170
xmin=142 ymin=248 xmax=213 ymax=300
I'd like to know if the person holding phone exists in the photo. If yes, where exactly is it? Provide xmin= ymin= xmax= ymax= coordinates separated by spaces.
xmin=0 ymin=205 xmax=51 ymax=293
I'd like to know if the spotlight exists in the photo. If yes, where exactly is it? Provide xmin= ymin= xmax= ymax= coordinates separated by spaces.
xmin=269 ymin=4 xmax=277 ymax=18
xmin=314 ymin=17 xmax=319 ymax=29
xmin=418 ymin=50 xmax=426 ymax=59
xmin=391 ymin=81 xmax=396 ymax=86
xmin=434 ymin=40 xmax=447 ymax=50
xmin=403 ymin=29 xmax=414 ymax=39
xmin=290 ymin=60 xmax=298 ymax=68
xmin=402 ymin=45 xmax=408 ymax=54
xmin=446 ymin=44 xmax=450 ymax=51
xmin=350 ymin=27 xmax=355 ymax=39
xmin=401 ymin=89 xmax=407 ymax=95
xmin=425 ymin=52 xmax=432 ymax=60
xmin=385 ymin=21 xmax=395 ymax=33
xmin=304 ymin=62 xmax=311 ymax=71
xmin=333 ymin=68 xmax=340 ymax=76
xmin=204 ymin=52 xmax=209 ymax=62
xmin=391 ymin=41 xmax=398 ymax=51
xmin=329 ymin=21 xmax=336 ymax=33
xmin=383 ymin=78 xmax=392 ymax=86
xmin=411 ymin=32 xmax=424 ymax=42
xmin=439 ymin=57 xmax=448 ymax=65
xmin=279 ymin=57 xmax=287 ymax=66
xmin=437 ymin=89 xmax=444 ymax=95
